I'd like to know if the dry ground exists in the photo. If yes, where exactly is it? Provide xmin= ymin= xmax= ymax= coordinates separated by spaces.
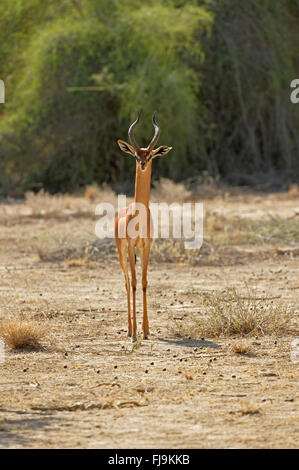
xmin=0 ymin=185 xmax=298 ymax=448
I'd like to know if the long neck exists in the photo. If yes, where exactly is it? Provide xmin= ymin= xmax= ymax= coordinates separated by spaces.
xmin=134 ymin=162 xmax=152 ymax=207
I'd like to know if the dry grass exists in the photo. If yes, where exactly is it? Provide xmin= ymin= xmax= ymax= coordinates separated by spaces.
xmin=150 ymin=239 xmax=198 ymax=263
xmin=83 ymin=184 xmax=118 ymax=206
xmin=25 ymin=190 xmax=76 ymax=216
xmin=24 ymin=186 xmax=118 ymax=218
xmin=172 ymin=287 xmax=293 ymax=338
xmin=239 ymin=400 xmax=261 ymax=416
xmin=205 ymin=214 xmax=299 ymax=246
xmin=4 ymin=186 xmax=297 ymax=270
xmin=151 ymin=178 xmax=192 ymax=203
xmin=0 ymin=190 xmax=298 ymax=448
xmin=228 ymin=339 xmax=253 ymax=355
xmin=66 ymin=257 xmax=88 ymax=268
xmin=288 ymin=183 xmax=299 ymax=197
xmin=0 ymin=319 xmax=46 ymax=350
xmin=84 ymin=184 xmax=101 ymax=201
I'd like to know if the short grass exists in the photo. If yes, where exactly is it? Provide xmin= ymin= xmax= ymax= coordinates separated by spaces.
xmin=205 ymin=215 xmax=299 ymax=246
xmin=2 ymin=186 xmax=298 ymax=268
xmin=0 ymin=319 xmax=45 ymax=350
xmin=171 ymin=287 xmax=293 ymax=338
xmin=239 ymin=400 xmax=261 ymax=416
xmin=228 ymin=339 xmax=253 ymax=355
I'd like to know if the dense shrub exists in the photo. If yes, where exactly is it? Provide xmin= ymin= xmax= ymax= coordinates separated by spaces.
xmin=0 ymin=0 xmax=298 ymax=195
xmin=200 ymin=0 xmax=299 ymax=183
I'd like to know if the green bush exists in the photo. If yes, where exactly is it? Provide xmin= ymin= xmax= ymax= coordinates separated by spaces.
xmin=0 ymin=0 xmax=298 ymax=195
xmin=200 ymin=0 xmax=299 ymax=182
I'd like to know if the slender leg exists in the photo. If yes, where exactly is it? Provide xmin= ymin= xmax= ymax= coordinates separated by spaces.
xmin=125 ymin=272 xmax=132 ymax=337
xmin=138 ymin=240 xmax=151 ymax=339
xmin=116 ymin=239 xmax=132 ymax=337
xmin=128 ymin=242 xmax=137 ymax=341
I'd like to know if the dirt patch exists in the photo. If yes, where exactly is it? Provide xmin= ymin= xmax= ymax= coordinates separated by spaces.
xmin=0 ymin=189 xmax=298 ymax=448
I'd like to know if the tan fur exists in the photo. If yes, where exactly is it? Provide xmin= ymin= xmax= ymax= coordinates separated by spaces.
xmin=115 ymin=118 xmax=172 ymax=341
xmin=114 ymin=160 xmax=152 ymax=340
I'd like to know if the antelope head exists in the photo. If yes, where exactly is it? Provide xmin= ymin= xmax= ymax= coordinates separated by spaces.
xmin=117 ymin=113 xmax=172 ymax=171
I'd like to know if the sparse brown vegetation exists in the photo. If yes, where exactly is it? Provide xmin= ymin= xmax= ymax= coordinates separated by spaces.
xmin=84 ymin=184 xmax=101 ymax=201
xmin=172 ymin=287 xmax=293 ymax=338
xmin=239 ymin=400 xmax=261 ymax=416
xmin=229 ymin=339 xmax=253 ymax=355
xmin=152 ymin=178 xmax=192 ymax=203
xmin=0 ymin=189 xmax=298 ymax=448
xmin=0 ymin=319 xmax=45 ymax=350
xmin=205 ymin=214 xmax=299 ymax=246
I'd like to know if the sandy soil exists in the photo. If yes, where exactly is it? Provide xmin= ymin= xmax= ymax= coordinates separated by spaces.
xmin=0 ymin=189 xmax=298 ymax=448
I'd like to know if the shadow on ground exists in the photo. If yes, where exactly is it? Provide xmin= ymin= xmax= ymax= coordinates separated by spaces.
xmin=158 ymin=338 xmax=221 ymax=349
xmin=0 ymin=409 xmax=62 ymax=447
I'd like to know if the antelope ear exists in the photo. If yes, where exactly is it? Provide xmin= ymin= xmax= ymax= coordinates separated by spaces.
xmin=152 ymin=146 xmax=172 ymax=158
xmin=117 ymin=140 xmax=136 ymax=156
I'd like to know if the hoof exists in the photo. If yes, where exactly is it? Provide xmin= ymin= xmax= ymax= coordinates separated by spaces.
xmin=132 ymin=336 xmax=137 ymax=343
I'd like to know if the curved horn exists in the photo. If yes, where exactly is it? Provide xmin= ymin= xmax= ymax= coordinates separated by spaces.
xmin=147 ymin=112 xmax=160 ymax=151
xmin=128 ymin=112 xmax=140 ymax=150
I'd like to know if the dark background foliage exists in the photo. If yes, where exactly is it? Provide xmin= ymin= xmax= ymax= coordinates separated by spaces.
xmin=0 ymin=0 xmax=298 ymax=195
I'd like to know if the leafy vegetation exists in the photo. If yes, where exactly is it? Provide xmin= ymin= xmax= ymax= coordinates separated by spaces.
xmin=0 ymin=0 xmax=298 ymax=195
